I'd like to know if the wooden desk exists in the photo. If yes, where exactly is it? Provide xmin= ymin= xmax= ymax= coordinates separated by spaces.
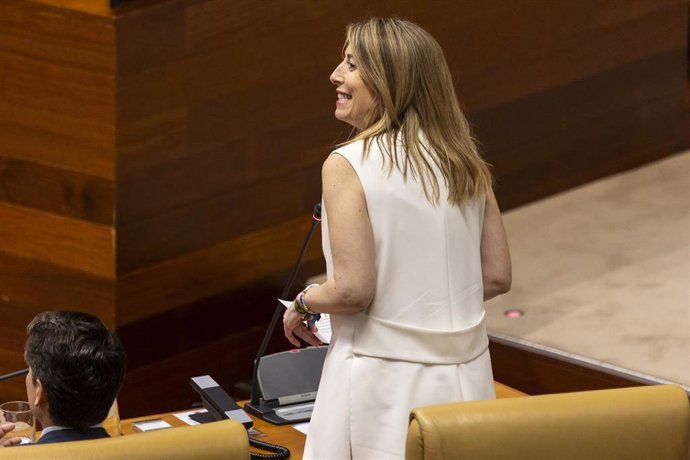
xmin=494 ymin=381 xmax=526 ymax=399
xmin=119 ymin=383 xmax=524 ymax=459
xmin=120 ymin=405 xmax=306 ymax=459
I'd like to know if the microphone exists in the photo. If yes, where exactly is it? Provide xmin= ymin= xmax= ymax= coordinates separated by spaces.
xmin=245 ymin=203 xmax=322 ymax=420
xmin=0 ymin=368 xmax=29 ymax=382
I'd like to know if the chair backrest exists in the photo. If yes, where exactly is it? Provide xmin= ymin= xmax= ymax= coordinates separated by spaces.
xmin=406 ymin=385 xmax=690 ymax=460
xmin=1 ymin=419 xmax=250 ymax=460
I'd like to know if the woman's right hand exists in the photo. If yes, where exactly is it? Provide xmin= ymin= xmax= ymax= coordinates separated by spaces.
xmin=283 ymin=303 xmax=323 ymax=348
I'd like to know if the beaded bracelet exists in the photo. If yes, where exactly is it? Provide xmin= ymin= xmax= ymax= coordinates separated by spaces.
xmin=292 ymin=302 xmax=318 ymax=324
xmin=293 ymin=283 xmax=320 ymax=325
xmin=296 ymin=283 xmax=319 ymax=314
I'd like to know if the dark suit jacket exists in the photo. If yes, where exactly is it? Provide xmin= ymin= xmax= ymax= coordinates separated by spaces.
xmin=37 ymin=427 xmax=109 ymax=444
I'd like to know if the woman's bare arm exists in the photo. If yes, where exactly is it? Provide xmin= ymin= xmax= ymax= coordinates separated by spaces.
xmin=481 ymin=190 xmax=512 ymax=301
xmin=283 ymin=153 xmax=376 ymax=346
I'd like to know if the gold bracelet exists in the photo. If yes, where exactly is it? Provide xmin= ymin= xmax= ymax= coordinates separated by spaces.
xmin=293 ymin=300 xmax=309 ymax=316
xmin=297 ymin=283 xmax=319 ymax=314
xmin=291 ymin=301 xmax=313 ymax=324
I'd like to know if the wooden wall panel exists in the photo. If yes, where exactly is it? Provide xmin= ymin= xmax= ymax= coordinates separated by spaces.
xmin=117 ymin=217 xmax=323 ymax=326
xmin=0 ymin=252 xmax=115 ymax=321
xmin=0 ymin=0 xmax=116 ymax=398
xmin=0 ymin=157 xmax=114 ymax=224
xmin=29 ymin=0 xmax=113 ymax=17
xmin=118 ymin=324 xmax=266 ymax=418
xmin=433 ymin=0 xmax=685 ymax=113
xmin=0 ymin=202 xmax=114 ymax=277
xmin=117 ymin=166 xmax=321 ymax=272
xmin=472 ymin=48 xmax=686 ymax=208
xmin=0 ymin=0 xmax=116 ymax=178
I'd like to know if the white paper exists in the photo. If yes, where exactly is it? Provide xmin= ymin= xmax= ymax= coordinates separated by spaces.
xmin=291 ymin=422 xmax=310 ymax=435
xmin=279 ymin=299 xmax=331 ymax=343
xmin=132 ymin=418 xmax=172 ymax=431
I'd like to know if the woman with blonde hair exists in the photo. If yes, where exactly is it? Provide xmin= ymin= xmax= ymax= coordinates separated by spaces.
xmin=284 ymin=17 xmax=511 ymax=459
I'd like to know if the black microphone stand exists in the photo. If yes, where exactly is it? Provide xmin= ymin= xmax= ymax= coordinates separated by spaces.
xmin=245 ymin=203 xmax=322 ymax=421
xmin=0 ymin=368 xmax=29 ymax=382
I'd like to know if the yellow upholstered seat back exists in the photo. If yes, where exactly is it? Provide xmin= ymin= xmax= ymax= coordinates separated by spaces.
xmin=0 ymin=419 xmax=249 ymax=460
xmin=406 ymin=385 xmax=690 ymax=460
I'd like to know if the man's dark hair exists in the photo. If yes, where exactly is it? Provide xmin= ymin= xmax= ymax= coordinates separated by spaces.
xmin=24 ymin=311 xmax=126 ymax=430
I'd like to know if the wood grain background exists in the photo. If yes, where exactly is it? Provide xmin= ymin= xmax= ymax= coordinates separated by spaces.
xmin=0 ymin=0 xmax=687 ymax=416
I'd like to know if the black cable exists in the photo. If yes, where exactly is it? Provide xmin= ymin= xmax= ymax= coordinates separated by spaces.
xmin=249 ymin=437 xmax=291 ymax=459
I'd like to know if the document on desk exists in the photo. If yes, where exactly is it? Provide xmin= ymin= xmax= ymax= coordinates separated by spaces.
xmin=278 ymin=299 xmax=331 ymax=344
xmin=292 ymin=422 xmax=310 ymax=435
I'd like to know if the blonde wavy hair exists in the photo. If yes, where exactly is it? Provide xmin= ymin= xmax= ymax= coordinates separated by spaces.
xmin=344 ymin=17 xmax=493 ymax=205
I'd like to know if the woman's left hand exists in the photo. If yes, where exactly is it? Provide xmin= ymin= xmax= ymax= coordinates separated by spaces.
xmin=283 ymin=304 xmax=322 ymax=348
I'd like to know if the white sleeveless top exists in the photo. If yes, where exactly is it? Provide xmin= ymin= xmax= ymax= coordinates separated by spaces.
xmin=324 ymin=137 xmax=488 ymax=363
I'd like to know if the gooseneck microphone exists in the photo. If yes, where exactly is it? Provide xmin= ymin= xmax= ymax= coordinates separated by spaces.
xmin=0 ymin=368 xmax=29 ymax=382
xmin=246 ymin=203 xmax=322 ymax=417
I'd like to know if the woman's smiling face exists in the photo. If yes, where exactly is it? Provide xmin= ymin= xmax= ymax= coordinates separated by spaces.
xmin=329 ymin=46 xmax=376 ymax=130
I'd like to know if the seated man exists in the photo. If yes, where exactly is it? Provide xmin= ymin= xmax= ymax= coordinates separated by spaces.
xmin=1 ymin=311 xmax=126 ymax=446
